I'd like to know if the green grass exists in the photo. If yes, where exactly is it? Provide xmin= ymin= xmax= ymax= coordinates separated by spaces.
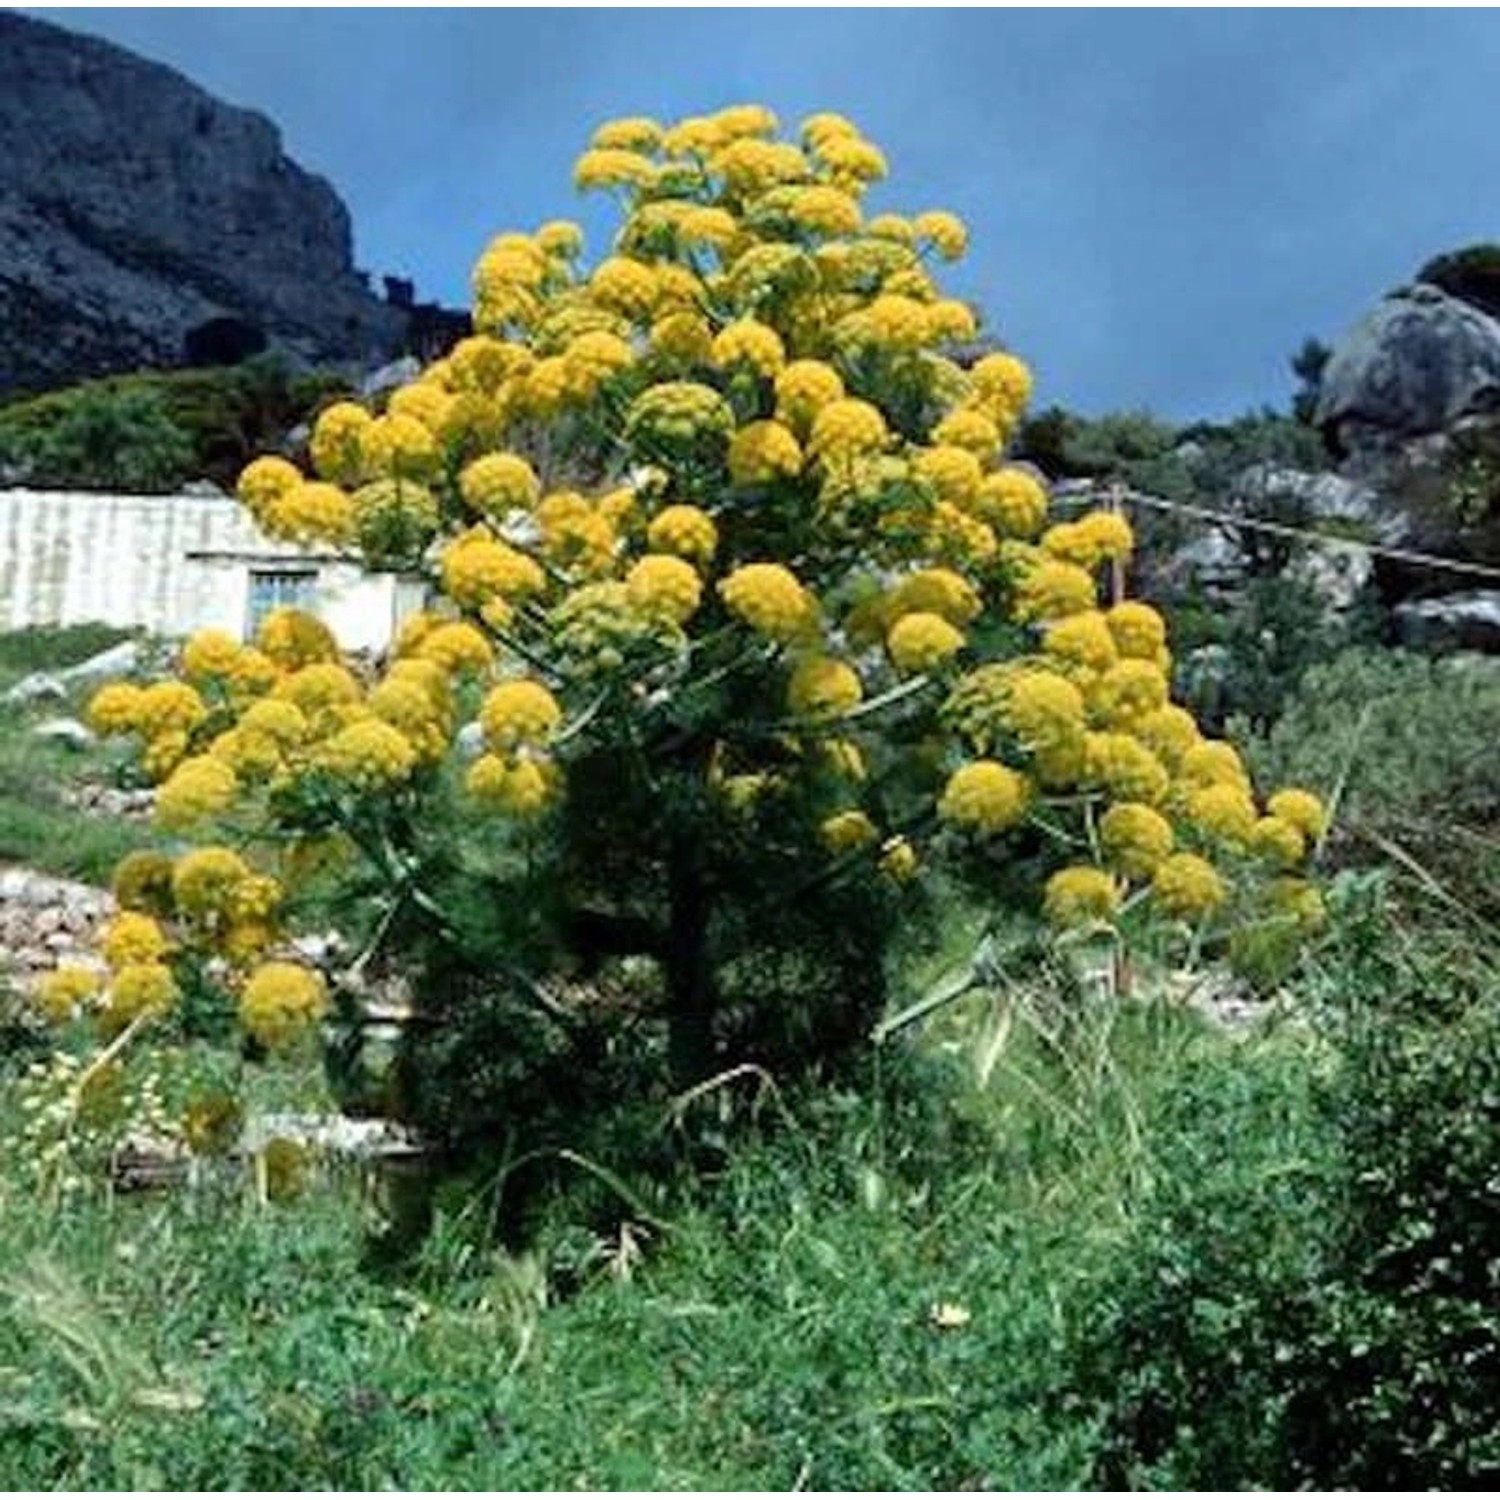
xmin=0 ymin=986 xmax=1329 ymax=1490
xmin=0 ymin=624 xmax=158 ymax=884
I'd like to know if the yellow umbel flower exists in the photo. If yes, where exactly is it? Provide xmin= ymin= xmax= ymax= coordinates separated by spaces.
xmin=913 ymin=445 xmax=983 ymax=508
xmin=590 ymin=256 xmax=659 ymax=320
xmin=1135 ymin=704 xmax=1201 ymax=769
xmin=100 ymin=912 xmax=170 ymax=969
xmin=1084 ymin=733 xmax=1170 ymax=806
xmin=368 ymin=678 xmax=452 ymax=763
xmin=1179 ymin=740 xmax=1252 ymax=793
xmin=256 ymin=607 xmax=337 ymax=669
xmin=155 ymin=755 xmax=239 ymax=832
xmin=1267 ymin=788 xmax=1328 ymax=841
xmin=1250 ymin=816 xmax=1307 ymax=870
xmin=591 ymin=115 xmax=663 ymax=152
xmin=887 ymin=612 xmax=965 ymax=675
xmin=787 ymin=656 xmax=863 ymax=719
xmin=240 ymin=961 xmax=328 ymax=1053
xmin=913 ymin=209 xmax=969 ymax=260
xmin=481 ymin=680 xmax=563 ymax=751
xmin=237 ymin=455 xmax=303 ymax=523
xmin=1152 ymin=853 xmax=1228 ymax=920
xmin=320 ymin=720 xmax=419 ymax=790
xmin=1106 ymin=601 xmax=1168 ymax=661
xmin=1013 ymin=559 xmax=1097 ymax=622
xmin=135 ymin=680 xmax=208 ymax=739
xmin=938 ymin=761 xmax=1031 ymax=835
xmin=878 ymin=835 xmax=920 ymax=882
xmin=888 ymin=568 xmax=983 ymax=628
xmin=466 ymin=753 xmax=559 ymax=818
xmin=719 ymin=563 xmax=818 ymax=643
xmin=180 ymin=629 xmax=244 ymax=682
xmin=33 ymin=964 xmax=102 ymax=1025
xmin=172 ymin=846 xmax=252 ymax=920
xmin=970 ymin=352 xmax=1034 ymax=414
xmin=1003 ymin=668 xmax=1087 ymax=758
xmin=711 ymin=318 xmax=786 ymax=378
xmin=573 ymin=147 xmax=656 ymax=191
xmin=625 ymin=554 xmax=703 ymax=625
xmin=626 ymin=381 xmax=735 ymax=454
xmin=440 ymin=534 xmax=547 ymax=610
xmin=728 ymin=420 xmax=803 ymax=484
xmin=976 ymin=468 xmax=1048 ymax=538
xmin=647 ymin=504 xmax=719 ymax=567
xmin=785 ymin=184 xmax=862 ymax=236
xmin=808 ymin=398 xmax=889 ymax=464
xmin=1044 ymin=611 xmax=1119 ymax=675
xmin=650 ymin=311 xmax=714 ymax=363
xmin=774 ymin=359 xmax=845 ymax=434
xmin=1100 ymin=802 xmax=1175 ymax=880
xmin=1043 ymin=866 xmax=1122 ymax=929
xmin=1186 ymin=783 xmax=1258 ymax=847
xmin=104 ymin=963 xmax=179 ymax=1035
xmin=1270 ymin=877 xmax=1327 ymax=932
xmin=1088 ymin=659 xmax=1170 ymax=729
xmin=416 ymin=622 xmax=495 ymax=675
xmin=110 ymin=851 xmax=175 ymax=916
xmin=537 ymin=219 xmax=585 ymax=258
xmin=821 ymin=809 xmax=879 ymax=854
xmin=932 ymin=407 xmax=1001 ymax=459
xmin=86 ymin=681 xmax=144 ymax=736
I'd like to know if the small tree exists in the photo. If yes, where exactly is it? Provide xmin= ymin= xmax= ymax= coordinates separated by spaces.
xmin=49 ymin=107 xmax=1328 ymax=1213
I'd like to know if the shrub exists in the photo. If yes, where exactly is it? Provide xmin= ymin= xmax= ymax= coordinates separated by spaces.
xmin=1062 ymin=909 xmax=1500 ymax=1489
xmin=35 ymin=106 xmax=1324 ymax=1230
xmin=1243 ymin=647 xmax=1500 ymax=916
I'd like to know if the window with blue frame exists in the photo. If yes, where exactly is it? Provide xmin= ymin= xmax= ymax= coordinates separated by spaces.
xmin=246 ymin=568 xmax=317 ymax=638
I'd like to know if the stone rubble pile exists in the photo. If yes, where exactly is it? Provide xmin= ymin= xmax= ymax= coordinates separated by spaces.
xmin=59 ymin=783 xmax=155 ymax=819
xmin=0 ymin=865 xmax=111 ymax=986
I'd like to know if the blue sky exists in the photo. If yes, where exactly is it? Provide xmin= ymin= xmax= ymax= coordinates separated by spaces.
xmin=26 ymin=7 xmax=1500 ymax=422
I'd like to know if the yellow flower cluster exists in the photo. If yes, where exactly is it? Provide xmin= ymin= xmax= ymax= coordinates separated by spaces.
xmin=787 ymin=655 xmax=862 ymax=718
xmin=887 ymin=612 xmax=965 ymax=675
xmin=1043 ymin=867 xmax=1121 ymax=929
xmin=239 ymin=961 xmax=328 ymax=1052
xmin=719 ymin=563 xmax=818 ymax=642
xmin=938 ymin=760 xmax=1030 ymax=835
xmin=625 ymin=554 xmax=703 ymax=624
xmin=155 ymin=754 xmax=239 ymax=831
xmin=318 ymin=719 xmax=419 ymax=790
xmin=466 ymin=753 xmax=559 ymax=818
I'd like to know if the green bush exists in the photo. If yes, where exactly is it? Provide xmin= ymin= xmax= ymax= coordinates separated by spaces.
xmin=1060 ymin=910 xmax=1500 ymax=1488
xmin=0 ymin=357 xmax=352 ymax=493
xmin=1243 ymin=647 xmax=1500 ymax=915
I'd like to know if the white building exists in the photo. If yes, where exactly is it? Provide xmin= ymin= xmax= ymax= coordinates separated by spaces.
xmin=0 ymin=487 xmax=425 ymax=649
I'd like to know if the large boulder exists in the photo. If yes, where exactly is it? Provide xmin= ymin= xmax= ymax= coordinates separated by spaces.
xmin=0 ymin=12 xmax=407 ymax=395
xmin=1315 ymin=284 xmax=1500 ymax=463
xmin=1393 ymin=591 xmax=1500 ymax=654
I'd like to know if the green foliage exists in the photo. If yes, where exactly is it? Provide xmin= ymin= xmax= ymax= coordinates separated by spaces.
xmin=1063 ymin=912 xmax=1500 ymax=1488
xmin=1418 ymin=242 xmax=1500 ymax=322
xmin=0 ymin=357 xmax=352 ymax=493
xmin=0 ymin=623 xmax=137 ymax=688
xmin=1243 ymin=648 xmax=1500 ymax=916
xmin=1289 ymin=335 xmax=1332 ymax=426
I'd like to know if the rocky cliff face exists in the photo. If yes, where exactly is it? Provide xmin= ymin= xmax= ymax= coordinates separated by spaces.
xmin=0 ymin=11 xmax=407 ymax=395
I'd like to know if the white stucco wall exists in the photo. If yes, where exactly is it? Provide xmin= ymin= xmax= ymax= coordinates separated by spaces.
xmin=0 ymin=488 xmax=426 ymax=650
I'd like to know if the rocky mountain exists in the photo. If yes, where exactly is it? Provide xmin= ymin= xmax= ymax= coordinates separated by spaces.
xmin=0 ymin=10 xmax=413 ymax=396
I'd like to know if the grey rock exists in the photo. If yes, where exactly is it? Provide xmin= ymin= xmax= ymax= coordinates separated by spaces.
xmin=455 ymin=720 xmax=485 ymax=758
xmin=58 ymin=640 xmax=139 ymax=684
xmin=177 ymin=479 xmax=227 ymax=498
xmin=31 ymin=717 xmax=95 ymax=750
xmin=0 ymin=12 xmax=407 ymax=396
xmin=1393 ymin=590 xmax=1500 ymax=653
xmin=2 ymin=671 xmax=67 ymax=705
xmin=1314 ymin=283 xmax=1500 ymax=456
xmin=1229 ymin=463 xmax=1384 ymax=530
xmin=360 ymin=356 xmax=423 ymax=399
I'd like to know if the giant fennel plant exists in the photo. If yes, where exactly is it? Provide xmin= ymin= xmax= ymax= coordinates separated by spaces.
xmin=40 ymin=106 xmax=1328 ymax=1175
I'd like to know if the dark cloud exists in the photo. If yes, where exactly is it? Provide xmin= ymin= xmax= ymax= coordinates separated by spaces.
xmin=24 ymin=7 xmax=1500 ymax=420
